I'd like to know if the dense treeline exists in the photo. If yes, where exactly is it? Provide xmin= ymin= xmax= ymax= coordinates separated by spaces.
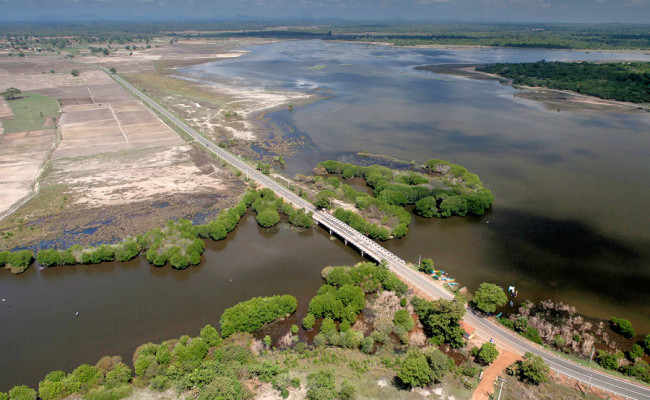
xmin=477 ymin=61 xmax=650 ymax=103
xmin=3 ymin=189 xmax=314 ymax=274
xmin=1 ymin=22 xmax=649 ymax=50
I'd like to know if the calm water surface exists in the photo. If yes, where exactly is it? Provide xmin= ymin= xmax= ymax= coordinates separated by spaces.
xmin=0 ymin=214 xmax=361 ymax=390
xmin=184 ymin=41 xmax=650 ymax=331
xmin=2 ymin=41 xmax=650 ymax=391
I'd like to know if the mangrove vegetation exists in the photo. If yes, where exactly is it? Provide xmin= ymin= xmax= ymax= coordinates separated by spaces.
xmin=477 ymin=61 xmax=650 ymax=103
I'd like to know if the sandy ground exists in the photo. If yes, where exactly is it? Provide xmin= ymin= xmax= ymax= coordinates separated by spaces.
xmin=0 ymin=52 xmax=245 ymax=249
xmin=0 ymin=130 xmax=56 ymax=219
xmin=471 ymin=350 xmax=521 ymax=400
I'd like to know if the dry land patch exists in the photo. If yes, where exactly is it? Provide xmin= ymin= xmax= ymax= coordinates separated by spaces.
xmin=0 ymin=53 xmax=245 ymax=249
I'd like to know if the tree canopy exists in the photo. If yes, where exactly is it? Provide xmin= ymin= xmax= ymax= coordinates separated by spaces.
xmin=471 ymin=283 xmax=507 ymax=314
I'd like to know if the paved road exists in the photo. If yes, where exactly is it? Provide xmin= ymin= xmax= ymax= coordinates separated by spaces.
xmin=106 ymin=68 xmax=650 ymax=400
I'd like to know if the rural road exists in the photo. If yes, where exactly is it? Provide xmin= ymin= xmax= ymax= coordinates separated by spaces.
xmin=105 ymin=67 xmax=650 ymax=400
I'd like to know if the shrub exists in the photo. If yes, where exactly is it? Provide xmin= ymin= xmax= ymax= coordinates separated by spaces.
xmin=220 ymin=295 xmax=297 ymax=337
xmin=256 ymin=210 xmax=280 ymax=228
xmin=302 ymin=313 xmax=316 ymax=330
xmin=610 ymin=317 xmax=636 ymax=338
xmin=517 ymin=352 xmax=549 ymax=385
xmin=360 ymin=337 xmax=374 ymax=354
xmin=629 ymin=344 xmax=644 ymax=359
xmin=39 ymin=371 xmax=67 ymax=400
xmin=8 ymin=386 xmax=36 ymax=400
xmin=104 ymin=363 xmax=131 ymax=389
xmin=288 ymin=208 xmax=314 ymax=228
xmin=306 ymin=370 xmax=337 ymax=400
xmin=596 ymin=351 xmax=620 ymax=370
xmin=199 ymin=324 xmax=221 ymax=347
xmin=394 ymin=309 xmax=414 ymax=332
xmin=397 ymin=349 xmax=432 ymax=388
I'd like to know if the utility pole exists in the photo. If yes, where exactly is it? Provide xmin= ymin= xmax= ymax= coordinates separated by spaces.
xmin=496 ymin=376 xmax=507 ymax=400
xmin=585 ymin=347 xmax=594 ymax=397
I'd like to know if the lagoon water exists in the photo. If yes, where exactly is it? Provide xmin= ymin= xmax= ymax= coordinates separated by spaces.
xmin=2 ymin=41 xmax=650 ymax=391
xmin=0 ymin=215 xmax=361 ymax=390
xmin=185 ymin=41 xmax=650 ymax=331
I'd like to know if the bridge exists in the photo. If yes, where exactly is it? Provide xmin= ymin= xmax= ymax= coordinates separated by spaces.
xmin=105 ymin=68 xmax=650 ymax=400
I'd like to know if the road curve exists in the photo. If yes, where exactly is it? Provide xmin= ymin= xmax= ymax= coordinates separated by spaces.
xmin=105 ymin=68 xmax=650 ymax=400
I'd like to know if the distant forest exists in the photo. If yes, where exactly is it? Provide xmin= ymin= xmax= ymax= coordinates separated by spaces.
xmin=1 ymin=22 xmax=650 ymax=50
xmin=477 ymin=61 xmax=650 ymax=103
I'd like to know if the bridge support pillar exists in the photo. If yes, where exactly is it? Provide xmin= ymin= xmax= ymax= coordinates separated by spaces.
xmin=344 ymin=239 xmax=348 ymax=245
xmin=361 ymin=250 xmax=364 ymax=257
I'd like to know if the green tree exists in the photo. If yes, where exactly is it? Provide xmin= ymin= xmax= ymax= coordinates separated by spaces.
xmin=70 ymin=69 xmax=80 ymax=77
xmin=199 ymin=324 xmax=221 ymax=347
xmin=610 ymin=318 xmax=636 ymax=338
xmin=314 ymin=190 xmax=333 ymax=209
xmin=418 ymin=257 xmax=434 ymax=273
xmin=423 ymin=348 xmax=453 ymax=383
xmin=8 ymin=386 xmax=36 ymax=400
xmin=471 ymin=283 xmax=507 ymax=314
xmin=475 ymin=342 xmax=499 ymax=365
xmin=394 ymin=309 xmax=414 ymax=333
xmin=38 ymin=371 xmax=67 ymax=400
xmin=414 ymin=196 xmax=438 ymax=218
xmin=397 ymin=349 xmax=432 ymax=388
xmin=596 ymin=350 xmax=619 ymax=370
xmin=104 ymin=363 xmax=131 ymax=389
xmin=109 ymin=67 xmax=116 ymax=74
xmin=645 ymin=334 xmax=650 ymax=354
xmin=302 ymin=313 xmax=316 ymax=330
xmin=629 ymin=344 xmax=644 ymax=359
xmin=256 ymin=209 xmax=280 ymax=228
xmin=412 ymin=297 xmax=465 ymax=347
xmin=1 ymin=87 xmax=21 ymax=100
xmin=517 ymin=352 xmax=549 ymax=385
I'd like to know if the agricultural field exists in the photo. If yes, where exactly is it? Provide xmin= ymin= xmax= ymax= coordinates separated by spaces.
xmin=0 ymin=48 xmax=246 ymax=249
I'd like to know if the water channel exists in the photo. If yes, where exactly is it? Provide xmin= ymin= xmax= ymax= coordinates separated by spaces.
xmin=0 ymin=215 xmax=361 ymax=390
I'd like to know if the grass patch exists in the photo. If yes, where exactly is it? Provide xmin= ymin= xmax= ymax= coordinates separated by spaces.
xmin=3 ymin=92 xmax=60 ymax=134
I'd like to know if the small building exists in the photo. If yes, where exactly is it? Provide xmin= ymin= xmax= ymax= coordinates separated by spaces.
xmin=460 ymin=321 xmax=475 ymax=340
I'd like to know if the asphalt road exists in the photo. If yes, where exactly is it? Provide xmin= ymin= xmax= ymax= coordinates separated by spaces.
xmin=107 ymin=68 xmax=650 ymax=400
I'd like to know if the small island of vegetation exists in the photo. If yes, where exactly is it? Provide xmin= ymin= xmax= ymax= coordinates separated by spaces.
xmin=477 ymin=61 xmax=650 ymax=104
xmin=295 ymin=157 xmax=493 ymax=240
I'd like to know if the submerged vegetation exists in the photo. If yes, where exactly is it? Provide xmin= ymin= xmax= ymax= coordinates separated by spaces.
xmin=477 ymin=61 xmax=650 ymax=103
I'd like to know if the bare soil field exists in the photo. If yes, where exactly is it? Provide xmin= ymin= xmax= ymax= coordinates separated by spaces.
xmin=0 ymin=130 xmax=56 ymax=220
xmin=0 ymin=49 xmax=247 ymax=250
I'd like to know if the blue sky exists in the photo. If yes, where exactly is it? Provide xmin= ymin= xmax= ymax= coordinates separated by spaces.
xmin=1 ymin=0 xmax=649 ymax=22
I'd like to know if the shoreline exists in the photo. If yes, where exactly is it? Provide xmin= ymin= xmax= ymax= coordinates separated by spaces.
xmin=418 ymin=63 xmax=650 ymax=112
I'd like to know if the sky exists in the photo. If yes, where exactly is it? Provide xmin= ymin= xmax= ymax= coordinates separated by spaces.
xmin=1 ymin=0 xmax=650 ymax=23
